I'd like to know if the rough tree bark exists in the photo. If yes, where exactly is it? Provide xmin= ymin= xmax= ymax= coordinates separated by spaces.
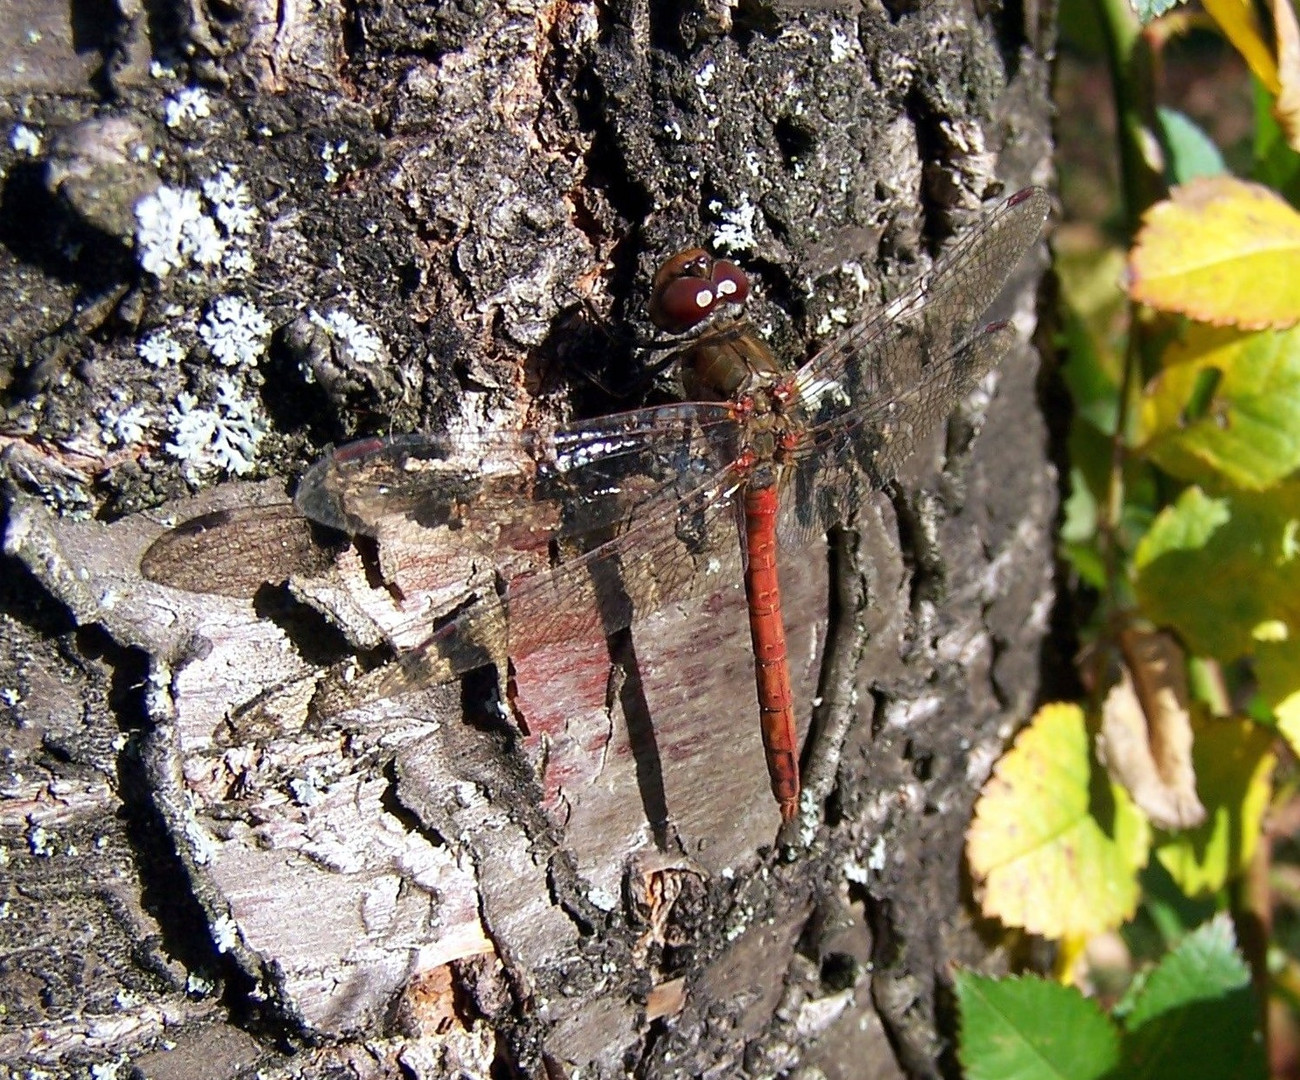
xmin=0 ymin=0 xmax=1056 ymax=1077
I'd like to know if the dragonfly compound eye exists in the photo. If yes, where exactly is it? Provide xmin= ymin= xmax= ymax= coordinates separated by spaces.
xmin=649 ymin=251 xmax=715 ymax=333
xmin=709 ymin=259 xmax=750 ymax=306
xmin=651 ymin=275 xmax=722 ymax=332
xmin=649 ymin=248 xmax=750 ymax=333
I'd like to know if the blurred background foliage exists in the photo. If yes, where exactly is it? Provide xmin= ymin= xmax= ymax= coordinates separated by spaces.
xmin=958 ymin=0 xmax=1300 ymax=1075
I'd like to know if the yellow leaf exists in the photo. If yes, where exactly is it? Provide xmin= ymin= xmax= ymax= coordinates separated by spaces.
xmin=1203 ymin=0 xmax=1281 ymax=94
xmin=1128 ymin=177 xmax=1300 ymax=330
xmin=1255 ymin=620 xmax=1290 ymax=642
xmin=1255 ymin=632 xmax=1300 ymax=723
xmin=1203 ymin=0 xmax=1300 ymax=151
xmin=1154 ymin=715 xmax=1275 ymax=895
xmin=966 ymin=703 xmax=1150 ymax=939
xmin=1054 ymin=932 xmax=1089 ymax=985
xmin=1276 ymin=690 xmax=1300 ymax=756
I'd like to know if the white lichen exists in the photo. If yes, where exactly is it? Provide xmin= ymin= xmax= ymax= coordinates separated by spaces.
xmin=198 ymin=296 xmax=271 ymax=368
xmin=90 ymin=1056 xmax=128 ymax=1080
xmin=10 ymin=124 xmax=41 ymax=156
xmin=321 ymin=139 xmax=350 ymax=183
xmin=838 ymin=259 xmax=872 ymax=297
xmin=165 ymin=381 xmax=267 ymax=479
xmin=586 ymin=886 xmax=618 ymax=912
xmin=829 ymin=25 xmax=856 ymax=62
xmin=186 ymin=971 xmax=216 ymax=996
xmin=211 ymin=913 xmax=239 ymax=953
xmin=308 ymin=308 xmax=384 ymax=365
xmin=181 ymin=814 xmax=221 ymax=865
xmin=134 ymin=170 xmax=258 ymax=279
xmin=184 ymin=213 xmax=226 ymax=267
xmin=28 ymin=824 xmax=53 ymax=857
xmin=202 ymin=169 xmax=257 ymax=235
xmin=164 ymin=86 xmax=212 ymax=128
xmin=135 ymin=185 xmax=225 ymax=277
xmin=801 ymin=374 xmax=851 ymax=412
xmin=222 ymin=247 xmax=256 ymax=275
xmin=711 ymin=194 xmax=759 ymax=253
xmin=101 ymin=404 xmax=150 ymax=447
xmin=138 ymin=329 xmax=187 ymax=367
xmin=288 ymin=770 xmax=325 ymax=806
xmin=813 ymin=304 xmax=851 ymax=337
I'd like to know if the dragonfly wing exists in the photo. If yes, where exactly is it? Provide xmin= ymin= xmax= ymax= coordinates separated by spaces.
xmin=375 ymin=463 xmax=750 ymax=693
xmin=789 ymin=187 xmax=1049 ymax=433
xmin=769 ymin=188 xmax=1049 ymax=546
xmin=293 ymin=403 xmax=752 ymax=693
xmin=295 ymin=403 xmax=741 ymax=547
xmin=140 ymin=503 xmax=342 ymax=597
xmin=777 ymin=320 xmax=1022 ymax=546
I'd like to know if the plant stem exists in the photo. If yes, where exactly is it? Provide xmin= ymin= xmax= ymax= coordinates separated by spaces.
xmin=1093 ymin=0 xmax=1168 ymax=609
xmin=1094 ymin=0 xmax=1166 ymax=234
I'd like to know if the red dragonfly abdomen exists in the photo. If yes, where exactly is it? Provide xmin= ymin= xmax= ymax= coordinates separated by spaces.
xmin=742 ymin=481 xmax=800 ymax=821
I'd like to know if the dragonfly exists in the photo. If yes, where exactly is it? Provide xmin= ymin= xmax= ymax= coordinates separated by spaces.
xmin=142 ymin=187 xmax=1049 ymax=821
xmin=274 ymin=186 xmax=1050 ymax=822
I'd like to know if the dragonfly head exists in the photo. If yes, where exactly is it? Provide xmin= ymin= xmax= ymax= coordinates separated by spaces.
xmin=648 ymin=247 xmax=750 ymax=334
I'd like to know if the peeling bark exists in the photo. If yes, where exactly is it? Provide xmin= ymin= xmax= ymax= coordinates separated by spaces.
xmin=0 ymin=0 xmax=1055 ymax=1076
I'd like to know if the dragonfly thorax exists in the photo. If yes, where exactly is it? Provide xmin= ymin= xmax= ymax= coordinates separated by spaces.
xmin=677 ymin=319 xmax=786 ymax=401
xmin=733 ymin=379 xmax=805 ymax=469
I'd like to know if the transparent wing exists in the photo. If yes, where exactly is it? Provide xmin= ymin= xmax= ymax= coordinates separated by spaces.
xmin=372 ymin=463 xmax=750 ymax=693
xmin=776 ymin=322 xmax=1020 ymax=545
xmin=293 ymin=403 xmax=752 ymax=691
xmin=140 ymin=504 xmax=343 ymax=597
xmin=295 ymin=402 xmax=741 ymax=546
xmin=789 ymin=187 xmax=1049 ymax=418
xmin=772 ymin=187 xmax=1049 ymax=542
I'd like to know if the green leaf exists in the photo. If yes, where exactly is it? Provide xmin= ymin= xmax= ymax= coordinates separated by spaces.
xmin=1119 ymin=915 xmax=1266 ymax=1080
xmin=1157 ymin=107 xmax=1228 ymax=184
xmin=1142 ymin=324 xmax=1300 ymax=491
xmin=1130 ymin=860 xmax=1220 ymax=960
xmin=955 ymin=971 xmax=1121 ymax=1080
xmin=1134 ymin=485 xmax=1300 ymax=664
xmin=1252 ymin=77 xmax=1300 ymax=198
xmin=1133 ymin=487 xmax=1232 ymax=572
xmin=1058 ymin=245 xmax=1130 ymax=436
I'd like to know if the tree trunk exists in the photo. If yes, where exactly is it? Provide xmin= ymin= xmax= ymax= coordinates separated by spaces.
xmin=0 ymin=0 xmax=1056 ymax=1077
